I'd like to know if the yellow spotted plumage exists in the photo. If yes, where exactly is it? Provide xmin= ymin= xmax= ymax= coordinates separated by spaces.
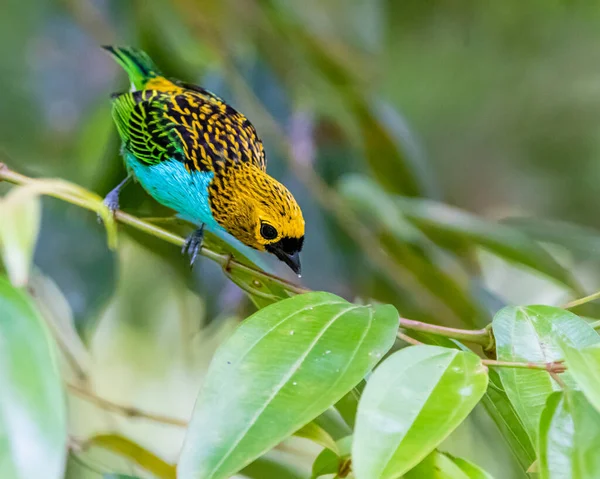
xmin=103 ymin=46 xmax=305 ymax=273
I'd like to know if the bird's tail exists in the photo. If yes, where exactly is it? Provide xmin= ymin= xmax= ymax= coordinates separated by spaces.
xmin=103 ymin=46 xmax=162 ymax=90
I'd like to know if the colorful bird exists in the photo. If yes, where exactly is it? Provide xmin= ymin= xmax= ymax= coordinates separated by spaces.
xmin=102 ymin=46 xmax=305 ymax=274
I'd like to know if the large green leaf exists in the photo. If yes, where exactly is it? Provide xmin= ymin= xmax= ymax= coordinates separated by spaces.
xmin=449 ymin=454 xmax=496 ymax=479
xmin=294 ymin=420 xmax=338 ymax=453
xmin=354 ymin=99 xmax=433 ymax=198
xmin=453 ymin=342 xmax=535 ymax=472
xmin=334 ymin=382 xmax=364 ymax=430
xmin=502 ymin=216 xmax=600 ymax=258
xmin=404 ymin=451 xmax=494 ymax=479
xmin=561 ymin=342 xmax=600 ymax=413
xmin=338 ymin=175 xmax=581 ymax=293
xmin=86 ymin=434 xmax=176 ymax=479
xmin=0 ymin=186 xmax=41 ymax=286
xmin=313 ymin=406 xmax=353 ymax=441
xmin=311 ymin=436 xmax=353 ymax=479
xmin=481 ymin=369 xmax=536 ymax=471
xmin=396 ymin=195 xmax=581 ymax=292
xmin=28 ymin=271 xmax=92 ymax=380
xmin=240 ymin=456 xmax=304 ymax=479
xmin=539 ymin=391 xmax=600 ymax=478
xmin=177 ymin=291 xmax=399 ymax=479
xmin=352 ymin=345 xmax=488 ymax=479
xmin=0 ymin=276 xmax=67 ymax=479
xmin=492 ymin=305 xmax=600 ymax=444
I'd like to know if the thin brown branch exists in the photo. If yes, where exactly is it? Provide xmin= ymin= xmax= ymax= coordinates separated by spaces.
xmin=67 ymin=383 xmax=187 ymax=427
xmin=482 ymin=359 xmax=566 ymax=373
xmin=399 ymin=317 xmax=493 ymax=348
xmin=396 ymin=331 xmax=423 ymax=346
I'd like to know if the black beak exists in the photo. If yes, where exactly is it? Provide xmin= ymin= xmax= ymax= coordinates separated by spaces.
xmin=282 ymin=250 xmax=301 ymax=275
xmin=266 ymin=241 xmax=302 ymax=275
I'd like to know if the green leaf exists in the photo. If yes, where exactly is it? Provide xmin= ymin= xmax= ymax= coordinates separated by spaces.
xmin=334 ymin=382 xmax=364 ymax=430
xmin=240 ymin=455 xmax=304 ymax=479
xmin=339 ymin=175 xmax=582 ymax=293
xmin=178 ymin=292 xmax=399 ymax=479
xmin=492 ymin=305 xmax=600 ymax=443
xmin=28 ymin=271 xmax=92 ymax=380
xmin=0 ymin=186 xmax=41 ymax=286
xmin=480 ymin=369 xmax=536 ymax=471
xmin=86 ymin=434 xmax=175 ymax=479
xmin=311 ymin=436 xmax=353 ymax=479
xmin=103 ymin=475 xmax=142 ymax=479
xmin=404 ymin=451 xmax=494 ymax=479
xmin=395 ymin=196 xmax=581 ymax=292
xmin=19 ymin=177 xmax=118 ymax=249
xmin=539 ymin=391 xmax=600 ymax=478
xmin=355 ymin=100 xmax=433 ymax=198
xmin=294 ymin=421 xmax=339 ymax=453
xmin=0 ymin=275 xmax=67 ymax=479
xmin=352 ymin=345 xmax=488 ymax=479
xmin=311 ymin=448 xmax=339 ymax=479
xmin=561 ymin=343 xmax=600 ymax=413
xmin=448 ymin=454 xmax=496 ymax=479
xmin=453 ymin=341 xmax=536 ymax=472
xmin=313 ymin=407 xmax=353 ymax=441
xmin=203 ymin=229 xmax=295 ymax=308
xmin=502 ymin=216 xmax=600 ymax=258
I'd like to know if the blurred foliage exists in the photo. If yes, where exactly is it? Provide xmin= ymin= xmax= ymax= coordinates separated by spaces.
xmin=5 ymin=0 xmax=600 ymax=478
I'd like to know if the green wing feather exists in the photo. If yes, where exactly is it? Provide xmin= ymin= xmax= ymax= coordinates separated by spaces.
xmin=111 ymin=88 xmax=267 ymax=172
xmin=112 ymin=90 xmax=185 ymax=166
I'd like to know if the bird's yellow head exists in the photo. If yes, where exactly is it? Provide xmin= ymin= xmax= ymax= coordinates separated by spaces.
xmin=208 ymin=164 xmax=305 ymax=274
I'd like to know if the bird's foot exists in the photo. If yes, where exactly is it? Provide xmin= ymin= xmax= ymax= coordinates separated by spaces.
xmin=182 ymin=225 xmax=205 ymax=268
xmin=104 ymin=190 xmax=120 ymax=214
xmin=98 ymin=191 xmax=119 ymax=224
xmin=98 ymin=175 xmax=132 ymax=223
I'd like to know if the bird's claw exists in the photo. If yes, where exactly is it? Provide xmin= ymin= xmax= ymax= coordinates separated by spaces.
xmin=182 ymin=226 xmax=205 ymax=268
xmin=98 ymin=192 xmax=119 ymax=224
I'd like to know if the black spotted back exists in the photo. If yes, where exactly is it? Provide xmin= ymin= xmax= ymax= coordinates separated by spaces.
xmin=111 ymin=81 xmax=267 ymax=173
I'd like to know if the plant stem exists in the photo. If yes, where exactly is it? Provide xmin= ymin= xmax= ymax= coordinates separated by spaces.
xmin=399 ymin=317 xmax=493 ymax=348
xmin=67 ymin=383 xmax=187 ymax=427
xmin=562 ymin=290 xmax=600 ymax=309
xmin=0 ymin=163 xmax=498 ymax=348
xmin=481 ymin=359 xmax=566 ymax=373
xmin=396 ymin=331 xmax=423 ymax=346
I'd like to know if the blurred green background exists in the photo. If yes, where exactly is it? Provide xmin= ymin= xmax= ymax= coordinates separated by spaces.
xmin=4 ymin=0 xmax=600 ymax=477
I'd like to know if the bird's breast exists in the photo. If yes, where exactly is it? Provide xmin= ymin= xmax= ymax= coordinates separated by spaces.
xmin=124 ymin=153 xmax=221 ymax=230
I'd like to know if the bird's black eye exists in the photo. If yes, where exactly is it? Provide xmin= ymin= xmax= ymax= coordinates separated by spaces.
xmin=260 ymin=223 xmax=278 ymax=240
